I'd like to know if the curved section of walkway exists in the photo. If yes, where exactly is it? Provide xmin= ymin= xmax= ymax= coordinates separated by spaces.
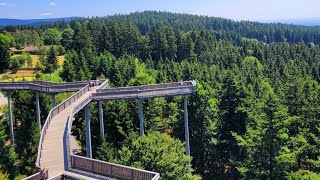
xmin=66 ymin=90 xmax=160 ymax=179
xmin=38 ymin=86 xmax=95 ymax=178
xmin=23 ymin=79 xmax=161 ymax=179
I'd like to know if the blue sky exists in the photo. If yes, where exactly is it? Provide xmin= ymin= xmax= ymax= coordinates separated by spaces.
xmin=0 ymin=0 xmax=319 ymax=20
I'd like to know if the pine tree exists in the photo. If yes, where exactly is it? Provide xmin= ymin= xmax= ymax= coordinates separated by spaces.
xmin=61 ymin=28 xmax=74 ymax=50
xmin=186 ymin=82 xmax=219 ymax=179
xmin=61 ymin=56 xmax=76 ymax=82
xmin=96 ymin=141 xmax=116 ymax=162
xmin=12 ymin=91 xmax=40 ymax=175
xmin=233 ymin=80 xmax=294 ymax=179
xmin=0 ymin=33 xmax=12 ymax=72
xmin=45 ymin=46 xmax=59 ymax=73
xmin=0 ymin=116 xmax=17 ymax=180
xmin=215 ymin=72 xmax=246 ymax=179
xmin=72 ymin=22 xmax=93 ymax=53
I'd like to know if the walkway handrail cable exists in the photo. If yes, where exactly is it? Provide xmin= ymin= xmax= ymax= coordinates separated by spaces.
xmin=35 ymin=83 xmax=91 ymax=167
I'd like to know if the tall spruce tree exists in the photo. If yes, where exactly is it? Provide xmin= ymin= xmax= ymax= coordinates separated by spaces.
xmin=0 ymin=33 xmax=12 ymax=72
xmin=45 ymin=46 xmax=59 ymax=73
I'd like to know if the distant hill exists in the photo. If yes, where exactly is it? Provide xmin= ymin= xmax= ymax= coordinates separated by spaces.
xmin=261 ymin=17 xmax=320 ymax=26
xmin=0 ymin=17 xmax=80 ymax=27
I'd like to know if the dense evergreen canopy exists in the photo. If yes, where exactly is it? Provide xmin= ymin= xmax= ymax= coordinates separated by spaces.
xmin=0 ymin=11 xmax=320 ymax=179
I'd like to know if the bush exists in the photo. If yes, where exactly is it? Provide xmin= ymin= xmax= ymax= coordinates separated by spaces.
xmin=287 ymin=170 xmax=320 ymax=180
xmin=117 ymin=132 xmax=201 ymax=179
xmin=9 ymin=56 xmax=25 ymax=72
xmin=9 ymin=53 xmax=32 ymax=71
xmin=55 ymin=45 xmax=65 ymax=56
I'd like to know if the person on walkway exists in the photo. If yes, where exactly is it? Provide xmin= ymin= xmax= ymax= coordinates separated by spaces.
xmin=95 ymin=79 xmax=100 ymax=86
xmin=39 ymin=168 xmax=47 ymax=180
xmin=89 ymin=81 xmax=94 ymax=90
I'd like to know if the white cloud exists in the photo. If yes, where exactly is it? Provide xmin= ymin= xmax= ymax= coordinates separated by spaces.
xmin=49 ymin=2 xmax=56 ymax=6
xmin=0 ymin=2 xmax=15 ymax=7
xmin=40 ymin=12 xmax=53 ymax=16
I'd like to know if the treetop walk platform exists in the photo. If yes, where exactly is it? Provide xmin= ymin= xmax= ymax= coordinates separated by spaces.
xmin=1 ymin=79 xmax=196 ymax=179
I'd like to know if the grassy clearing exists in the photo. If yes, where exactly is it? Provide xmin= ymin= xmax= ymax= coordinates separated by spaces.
xmin=30 ymin=55 xmax=65 ymax=67
xmin=31 ymin=55 xmax=39 ymax=68
xmin=1 ymin=55 xmax=65 ymax=81
xmin=0 ymin=70 xmax=35 ymax=81
xmin=58 ymin=56 xmax=65 ymax=66
xmin=11 ymin=55 xmax=65 ymax=68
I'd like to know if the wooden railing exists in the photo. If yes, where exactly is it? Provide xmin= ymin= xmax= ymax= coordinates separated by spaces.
xmin=22 ymin=169 xmax=48 ymax=180
xmin=70 ymin=155 xmax=160 ymax=180
xmin=49 ymin=174 xmax=86 ymax=180
xmin=98 ymin=79 xmax=109 ymax=89
xmin=66 ymin=82 xmax=160 ymax=180
xmin=35 ymin=84 xmax=91 ymax=167
xmin=0 ymin=81 xmax=88 ymax=93
xmin=19 ymin=80 xmax=201 ymax=179
xmin=93 ymin=80 xmax=196 ymax=101
xmin=96 ymin=80 xmax=195 ymax=93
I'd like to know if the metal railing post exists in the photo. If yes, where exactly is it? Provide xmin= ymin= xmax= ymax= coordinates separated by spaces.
xmin=139 ymin=99 xmax=144 ymax=136
xmin=99 ymin=101 xmax=105 ymax=140
xmin=7 ymin=91 xmax=14 ymax=144
xmin=85 ymin=105 xmax=92 ymax=158
xmin=184 ymin=96 xmax=190 ymax=156
xmin=35 ymin=91 xmax=41 ymax=130
xmin=52 ymin=94 xmax=56 ymax=108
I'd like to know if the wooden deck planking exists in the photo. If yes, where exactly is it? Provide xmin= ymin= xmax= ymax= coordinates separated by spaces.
xmin=39 ymin=90 xmax=95 ymax=178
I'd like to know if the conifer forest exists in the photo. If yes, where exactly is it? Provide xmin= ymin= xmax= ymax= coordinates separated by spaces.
xmin=0 ymin=11 xmax=320 ymax=179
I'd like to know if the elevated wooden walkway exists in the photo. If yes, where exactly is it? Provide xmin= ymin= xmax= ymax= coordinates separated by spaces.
xmin=0 ymin=81 xmax=88 ymax=93
xmin=17 ymin=80 xmax=197 ymax=180
xmin=39 ymin=89 xmax=95 ymax=178
xmin=93 ymin=81 xmax=196 ymax=101
xmin=32 ymin=80 xmax=159 ymax=179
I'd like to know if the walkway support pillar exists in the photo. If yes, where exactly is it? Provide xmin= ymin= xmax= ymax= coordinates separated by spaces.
xmin=184 ymin=96 xmax=190 ymax=156
xmin=139 ymin=99 xmax=144 ymax=136
xmin=51 ymin=94 xmax=56 ymax=108
xmin=85 ymin=105 xmax=92 ymax=158
xmin=35 ymin=91 xmax=41 ymax=130
xmin=7 ymin=92 xmax=14 ymax=145
xmin=99 ymin=101 xmax=104 ymax=140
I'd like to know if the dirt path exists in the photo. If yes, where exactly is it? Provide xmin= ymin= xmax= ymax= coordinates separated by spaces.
xmin=0 ymin=93 xmax=7 ymax=116
xmin=0 ymin=93 xmax=7 ymax=107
